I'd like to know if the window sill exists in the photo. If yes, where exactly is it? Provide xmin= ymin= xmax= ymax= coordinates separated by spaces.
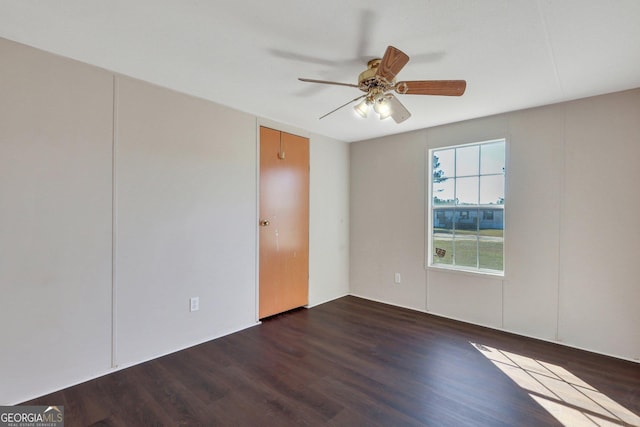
xmin=426 ymin=264 xmax=505 ymax=279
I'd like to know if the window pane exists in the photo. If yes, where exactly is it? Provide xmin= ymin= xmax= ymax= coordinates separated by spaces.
xmin=454 ymin=234 xmax=478 ymax=268
xmin=480 ymin=141 xmax=506 ymax=175
xmin=433 ymin=229 xmax=453 ymax=265
xmin=456 ymin=176 xmax=479 ymax=205
xmin=479 ymin=209 xmax=503 ymax=234
xmin=433 ymin=178 xmax=455 ymax=205
xmin=433 ymin=149 xmax=454 ymax=179
xmin=456 ymin=145 xmax=479 ymax=176
xmin=454 ymin=208 xmax=478 ymax=231
xmin=479 ymin=236 xmax=503 ymax=270
xmin=433 ymin=208 xmax=454 ymax=230
xmin=479 ymin=175 xmax=505 ymax=205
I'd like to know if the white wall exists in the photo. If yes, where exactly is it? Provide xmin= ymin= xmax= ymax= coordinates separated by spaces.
xmin=309 ymin=134 xmax=350 ymax=307
xmin=0 ymin=37 xmax=350 ymax=404
xmin=350 ymin=130 xmax=428 ymax=311
xmin=350 ymin=89 xmax=640 ymax=362
xmin=0 ymin=38 xmax=114 ymax=404
xmin=114 ymin=76 xmax=258 ymax=366
xmin=559 ymin=91 xmax=640 ymax=358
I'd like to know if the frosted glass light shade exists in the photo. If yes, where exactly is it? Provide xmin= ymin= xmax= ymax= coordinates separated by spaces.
xmin=354 ymin=99 xmax=369 ymax=118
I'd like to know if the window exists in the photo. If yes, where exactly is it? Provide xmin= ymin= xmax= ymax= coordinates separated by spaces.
xmin=429 ymin=139 xmax=505 ymax=274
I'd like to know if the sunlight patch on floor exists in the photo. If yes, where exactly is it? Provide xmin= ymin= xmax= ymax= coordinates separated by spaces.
xmin=470 ymin=342 xmax=640 ymax=426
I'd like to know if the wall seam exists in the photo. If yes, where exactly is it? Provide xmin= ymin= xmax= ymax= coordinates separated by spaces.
xmin=555 ymin=105 xmax=567 ymax=342
xmin=111 ymin=75 xmax=119 ymax=368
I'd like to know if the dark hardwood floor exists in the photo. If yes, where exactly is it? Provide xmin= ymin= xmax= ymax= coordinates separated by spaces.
xmin=23 ymin=296 xmax=640 ymax=426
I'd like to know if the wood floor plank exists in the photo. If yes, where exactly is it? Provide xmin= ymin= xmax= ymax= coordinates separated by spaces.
xmin=21 ymin=296 xmax=640 ymax=426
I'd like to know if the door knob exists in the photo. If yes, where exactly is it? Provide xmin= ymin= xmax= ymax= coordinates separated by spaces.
xmin=259 ymin=219 xmax=270 ymax=227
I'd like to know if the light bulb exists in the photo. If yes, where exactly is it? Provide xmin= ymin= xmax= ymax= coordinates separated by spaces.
xmin=374 ymin=99 xmax=391 ymax=119
xmin=378 ymin=109 xmax=391 ymax=120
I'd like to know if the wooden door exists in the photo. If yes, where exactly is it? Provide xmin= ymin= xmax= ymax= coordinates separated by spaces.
xmin=259 ymin=127 xmax=309 ymax=319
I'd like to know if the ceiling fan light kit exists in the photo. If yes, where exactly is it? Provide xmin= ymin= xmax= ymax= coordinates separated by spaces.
xmin=354 ymin=97 xmax=392 ymax=120
xmin=299 ymin=45 xmax=466 ymax=124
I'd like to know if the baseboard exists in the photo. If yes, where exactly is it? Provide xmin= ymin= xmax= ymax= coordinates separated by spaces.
xmin=347 ymin=293 xmax=429 ymax=314
xmin=348 ymin=293 xmax=639 ymax=364
xmin=306 ymin=292 xmax=351 ymax=309
xmin=10 ymin=321 xmax=261 ymax=405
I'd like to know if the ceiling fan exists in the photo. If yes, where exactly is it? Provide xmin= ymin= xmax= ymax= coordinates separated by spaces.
xmin=299 ymin=45 xmax=466 ymax=124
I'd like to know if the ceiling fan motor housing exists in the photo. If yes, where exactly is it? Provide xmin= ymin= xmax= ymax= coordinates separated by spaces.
xmin=359 ymin=59 xmax=389 ymax=88
xmin=358 ymin=58 xmax=394 ymax=102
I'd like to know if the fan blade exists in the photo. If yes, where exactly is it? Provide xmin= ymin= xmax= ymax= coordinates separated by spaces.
xmin=395 ymin=80 xmax=467 ymax=96
xmin=386 ymin=94 xmax=411 ymax=124
xmin=376 ymin=46 xmax=409 ymax=82
xmin=319 ymin=95 xmax=367 ymax=120
xmin=299 ymin=78 xmax=359 ymax=88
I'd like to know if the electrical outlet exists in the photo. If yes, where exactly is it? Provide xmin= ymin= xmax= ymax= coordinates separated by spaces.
xmin=394 ymin=273 xmax=401 ymax=284
xmin=190 ymin=297 xmax=199 ymax=312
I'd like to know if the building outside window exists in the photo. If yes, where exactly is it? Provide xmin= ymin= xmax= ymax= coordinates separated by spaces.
xmin=429 ymin=139 xmax=505 ymax=274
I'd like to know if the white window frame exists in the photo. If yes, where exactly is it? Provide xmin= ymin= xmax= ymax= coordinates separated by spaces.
xmin=426 ymin=138 xmax=506 ymax=277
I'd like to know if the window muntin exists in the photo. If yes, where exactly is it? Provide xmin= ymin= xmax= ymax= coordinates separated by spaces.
xmin=429 ymin=139 xmax=505 ymax=274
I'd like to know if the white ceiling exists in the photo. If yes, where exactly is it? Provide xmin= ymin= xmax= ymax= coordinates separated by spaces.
xmin=1 ymin=1 xmax=639 ymax=142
